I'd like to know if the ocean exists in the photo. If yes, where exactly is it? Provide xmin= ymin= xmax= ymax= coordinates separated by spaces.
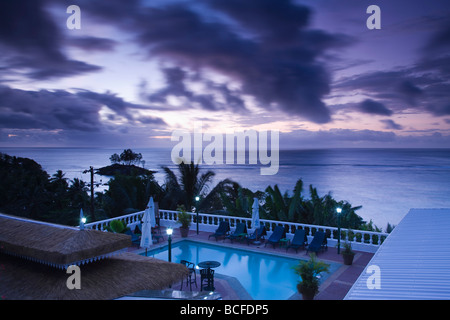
xmin=2 ymin=147 xmax=450 ymax=230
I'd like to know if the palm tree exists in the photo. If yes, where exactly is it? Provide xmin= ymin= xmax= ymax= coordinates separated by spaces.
xmin=50 ymin=170 xmax=68 ymax=188
xmin=201 ymin=178 xmax=240 ymax=214
xmin=300 ymin=185 xmax=363 ymax=228
xmin=161 ymin=161 xmax=215 ymax=211
xmin=67 ymin=178 xmax=89 ymax=211
xmin=49 ymin=170 xmax=69 ymax=211
xmin=264 ymin=179 xmax=304 ymax=221
xmin=219 ymin=183 xmax=253 ymax=217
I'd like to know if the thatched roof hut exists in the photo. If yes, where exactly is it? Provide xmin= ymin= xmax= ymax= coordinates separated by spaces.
xmin=0 ymin=214 xmax=131 ymax=269
xmin=1 ymin=252 xmax=188 ymax=300
xmin=0 ymin=214 xmax=188 ymax=300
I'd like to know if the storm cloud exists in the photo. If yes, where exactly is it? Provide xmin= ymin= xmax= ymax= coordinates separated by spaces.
xmin=69 ymin=0 xmax=355 ymax=123
xmin=0 ymin=0 xmax=101 ymax=80
xmin=1 ymin=0 xmax=449 ymax=148
xmin=358 ymin=99 xmax=393 ymax=116
xmin=0 ymin=85 xmax=166 ymax=142
xmin=334 ymin=20 xmax=450 ymax=120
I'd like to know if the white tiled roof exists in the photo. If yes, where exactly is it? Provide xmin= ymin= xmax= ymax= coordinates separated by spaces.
xmin=345 ymin=208 xmax=450 ymax=300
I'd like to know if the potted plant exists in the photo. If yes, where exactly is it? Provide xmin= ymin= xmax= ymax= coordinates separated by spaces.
xmin=105 ymin=219 xmax=129 ymax=233
xmin=341 ymin=241 xmax=355 ymax=265
xmin=177 ymin=206 xmax=191 ymax=237
xmin=293 ymin=254 xmax=330 ymax=300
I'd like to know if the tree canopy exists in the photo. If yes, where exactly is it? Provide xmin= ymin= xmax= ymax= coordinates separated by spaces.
xmin=109 ymin=149 xmax=143 ymax=166
xmin=0 ymin=151 xmax=390 ymax=231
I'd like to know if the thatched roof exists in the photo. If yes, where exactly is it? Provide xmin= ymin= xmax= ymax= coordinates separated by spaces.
xmin=0 ymin=214 xmax=188 ymax=299
xmin=0 ymin=214 xmax=131 ymax=269
xmin=1 ymin=252 xmax=188 ymax=300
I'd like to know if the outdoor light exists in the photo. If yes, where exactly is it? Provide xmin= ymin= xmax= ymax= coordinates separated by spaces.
xmin=79 ymin=209 xmax=86 ymax=230
xmin=336 ymin=207 xmax=342 ymax=254
xmin=167 ymin=228 xmax=173 ymax=262
xmin=195 ymin=195 xmax=200 ymax=235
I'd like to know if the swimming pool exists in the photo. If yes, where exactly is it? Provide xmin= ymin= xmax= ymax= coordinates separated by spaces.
xmin=142 ymin=240 xmax=341 ymax=300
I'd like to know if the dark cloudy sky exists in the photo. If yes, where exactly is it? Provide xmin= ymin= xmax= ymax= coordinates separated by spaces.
xmin=0 ymin=0 xmax=449 ymax=148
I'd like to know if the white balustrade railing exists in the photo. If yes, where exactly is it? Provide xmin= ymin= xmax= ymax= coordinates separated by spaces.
xmin=84 ymin=211 xmax=144 ymax=231
xmin=85 ymin=209 xmax=389 ymax=253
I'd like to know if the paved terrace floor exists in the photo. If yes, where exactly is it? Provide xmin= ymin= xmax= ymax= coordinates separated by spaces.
xmin=127 ymin=227 xmax=374 ymax=300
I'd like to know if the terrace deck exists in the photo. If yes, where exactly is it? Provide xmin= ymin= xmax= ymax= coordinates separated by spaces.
xmin=127 ymin=227 xmax=374 ymax=300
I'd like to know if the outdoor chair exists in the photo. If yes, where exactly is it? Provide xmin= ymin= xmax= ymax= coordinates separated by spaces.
xmin=208 ymin=221 xmax=230 ymax=241
xmin=180 ymin=260 xmax=197 ymax=291
xmin=224 ymin=222 xmax=247 ymax=243
xmin=136 ymin=222 xmax=164 ymax=244
xmin=245 ymin=225 xmax=267 ymax=245
xmin=125 ymin=229 xmax=140 ymax=245
xmin=134 ymin=223 xmax=142 ymax=236
xmin=286 ymin=229 xmax=307 ymax=253
xmin=153 ymin=216 xmax=161 ymax=233
xmin=306 ymin=231 xmax=327 ymax=255
xmin=151 ymin=223 xmax=164 ymax=243
xmin=264 ymin=225 xmax=286 ymax=248
xmin=200 ymin=268 xmax=215 ymax=291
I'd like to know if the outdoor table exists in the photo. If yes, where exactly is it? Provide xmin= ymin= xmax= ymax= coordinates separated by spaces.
xmin=238 ymin=233 xmax=248 ymax=242
xmin=198 ymin=261 xmax=221 ymax=291
xmin=279 ymin=238 xmax=290 ymax=249
xmin=198 ymin=260 xmax=221 ymax=270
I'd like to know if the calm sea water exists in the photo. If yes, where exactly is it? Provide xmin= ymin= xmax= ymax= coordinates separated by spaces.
xmin=2 ymin=147 xmax=450 ymax=230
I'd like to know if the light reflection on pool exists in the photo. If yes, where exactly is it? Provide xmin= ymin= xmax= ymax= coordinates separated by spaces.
xmin=142 ymin=240 xmax=341 ymax=300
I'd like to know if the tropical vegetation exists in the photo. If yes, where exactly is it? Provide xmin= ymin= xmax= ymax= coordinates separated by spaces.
xmin=293 ymin=253 xmax=330 ymax=299
xmin=0 ymin=153 xmax=89 ymax=225
xmin=0 ymin=150 xmax=393 ymax=232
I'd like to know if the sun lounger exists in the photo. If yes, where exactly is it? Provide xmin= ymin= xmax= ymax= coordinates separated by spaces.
xmin=224 ymin=222 xmax=247 ymax=243
xmin=245 ymin=225 xmax=267 ymax=245
xmin=286 ymin=229 xmax=307 ymax=253
xmin=264 ymin=225 xmax=286 ymax=248
xmin=208 ymin=221 xmax=230 ymax=241
xmin=306 ymin=231 xmax=327 ymax=255
xmin=125 ymin=229 xmax=140 ymax=245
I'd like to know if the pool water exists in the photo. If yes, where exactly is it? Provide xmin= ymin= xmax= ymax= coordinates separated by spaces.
xmin=142 ymin=240 xmax=341 ymax=300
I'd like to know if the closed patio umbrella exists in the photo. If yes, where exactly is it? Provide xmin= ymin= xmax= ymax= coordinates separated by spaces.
xmin=148 ymin=197 xmax=156 ymax=227
xmin=251 ymin=198 xmax=260 ymax=230
xmin=140 ymin=199 xmax=153 ymax=255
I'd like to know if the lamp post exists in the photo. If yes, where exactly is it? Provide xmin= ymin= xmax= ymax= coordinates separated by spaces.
xmin=167 ymin=228 xmax=173 ymax=262
xmin=336 ymin=207 xmax=342 ymax=254
xmin=195 ymin=195 xmax=200 ymax=235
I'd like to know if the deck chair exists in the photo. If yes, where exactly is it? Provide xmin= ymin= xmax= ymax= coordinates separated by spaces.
xmin=224 ymin=222 xmax=247 ymax=243
xmin=200 ymin=268 xmax=215 ymax=291
xmin=286 ymin=229 xmax=307 ymax=253
xmin=208 ymin=221 xmax=230 ymax=241
xmin=125 ymin=229 xmax=140 ymax=245
xmin=180 ymin=260 xmax=197 ymax=291
xmin=264 ymin=225 xmax=286 ymax=248
xmin=245 ymin=225 xmax=267 ymax=245
xmin=306 ymin=231 xmax=327 ymax=255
